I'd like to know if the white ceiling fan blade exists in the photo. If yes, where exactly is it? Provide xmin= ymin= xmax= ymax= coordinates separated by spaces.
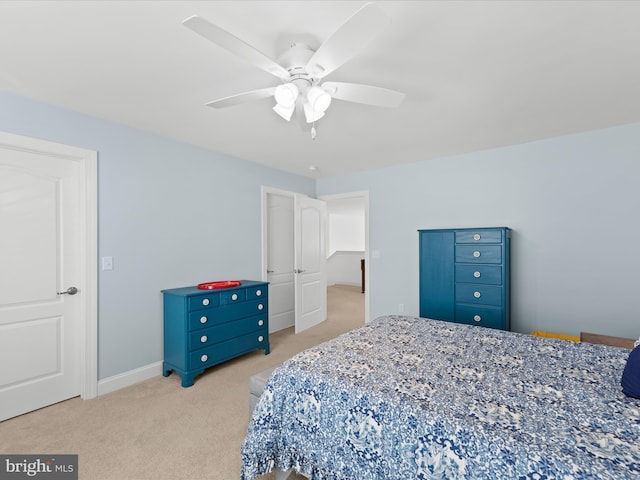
xmin=305 ymin=3 xmax=389 ymax=79
xmin=322 ymin=82 xmax=405 ymax=107
xmin=183 ymin=15 xmax=290 ymax=81
xmin=205 ymin=87 xmax=276 ymax=108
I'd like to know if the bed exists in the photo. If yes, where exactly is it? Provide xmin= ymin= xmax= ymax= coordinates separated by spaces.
xmin=240 ymin=315 xmax=640 ymax=479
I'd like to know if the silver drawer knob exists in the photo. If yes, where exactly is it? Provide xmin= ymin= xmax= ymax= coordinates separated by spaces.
xmin=258 ymin=319 xmax=264 ymax=326
xmin=473 ymin=271 xmax=481 ymax=278
xmin=473 ymin=251 xmax=481 ymax=258
xmin=474 ymin=291 xmax=481 ymax=298
xmin=258 ymin=335 xmax=264 ymax=342
xmin=201 ymin=354 xmax=208 ymax=362
xmin=257 ymin=304 xmax=264 ymax=310
xmin=231 ymin=293 xmax=238 ymax=301
xmin=473 ymin=234 xmax=481 ymax=241
xmin=200 ymin=335 xmax=207 ymax=343
xmin=474 ymin=315 xmax=482 ymax=322
xmin=200 ymin=316 xmax=208 ymax=324
xmin=202 ymin=298 xmax=210 ymax=306
xmin=256 ymin=289 xmax=262 ymax=296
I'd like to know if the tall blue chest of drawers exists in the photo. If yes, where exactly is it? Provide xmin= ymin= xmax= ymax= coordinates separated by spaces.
xmin=162 ymin=280 xmax=269 ymax=387
xmin=419 ymin=228 xmax=510 ymax=330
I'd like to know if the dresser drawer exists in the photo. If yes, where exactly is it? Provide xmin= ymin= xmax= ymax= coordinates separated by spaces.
xmin=455 ymin=284 xmax=503 ymax=306
xmin=455 ymin=264 xmax=502 ymax=285
xmin=188 ymin=293 xmax=221 ymax=311
xmin=246 ymin=285 xmax=266 ymax=300
xmin=455 ymin=229 xmax=503 ymax=244
xmin=188 ymin=299 xmax=268 ymax=330
xmin=190 ymin=330 xmax=268 ymax=369
xmin=189 ymin=314 xmax=266 ymax=349
xmin=455 ymin=304 xmax=504 ymax=329
xmin=456 ymin=245 xmax=502 ymax=264
xmin=220 ymin=289 xmax=246 ymax=305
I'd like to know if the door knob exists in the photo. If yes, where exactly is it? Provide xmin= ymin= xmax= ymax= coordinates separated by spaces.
xmin=294 ymin=269 xmax=306 ymax=274
xmin=57 ymin=286 xmax=78 ymax=296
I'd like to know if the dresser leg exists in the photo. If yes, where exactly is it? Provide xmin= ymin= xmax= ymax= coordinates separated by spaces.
xmin=162 ymin=362 xmax=171 ymax=378
xmin=264 ymin=344 xmax=271 ymax=355
xmin=181 ymin=374 xmax=196 ymax=388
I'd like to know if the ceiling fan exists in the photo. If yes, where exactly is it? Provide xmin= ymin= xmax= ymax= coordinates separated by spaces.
xmin=183 ymin=3 xmax=405 ymax=136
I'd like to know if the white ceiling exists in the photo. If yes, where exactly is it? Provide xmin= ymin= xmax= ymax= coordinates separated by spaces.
xmin=1 ymin=1 xmax=639 ymax=178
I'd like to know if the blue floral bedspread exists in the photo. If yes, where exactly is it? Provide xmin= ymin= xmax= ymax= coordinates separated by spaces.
xmin=240 ymin=315 xmax=640 ymax=479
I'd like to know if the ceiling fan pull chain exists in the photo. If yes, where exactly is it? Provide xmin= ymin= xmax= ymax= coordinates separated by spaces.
xmin=311 ymin=123 xmax=317 ymax=140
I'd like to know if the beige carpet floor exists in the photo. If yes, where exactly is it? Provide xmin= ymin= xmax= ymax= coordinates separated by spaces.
xmin=0 ymin=285 xmax=365 ymax=480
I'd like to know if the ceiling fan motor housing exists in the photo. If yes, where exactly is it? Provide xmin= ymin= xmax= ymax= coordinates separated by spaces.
xmin=277 ymin=43 xmax=319 ymax=86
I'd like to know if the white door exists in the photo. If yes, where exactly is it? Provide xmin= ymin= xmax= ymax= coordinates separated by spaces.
xmin=294 ymin=196 xmax=327 ymax=333
xmin=0 ymin=135 xmax=90 ymax=421
xmin=265 ymin=193 xmax=295 ymax=332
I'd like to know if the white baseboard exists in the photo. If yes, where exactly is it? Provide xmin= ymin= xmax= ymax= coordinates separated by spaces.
xmin=97 ymin=361 xmax=163 ymax=396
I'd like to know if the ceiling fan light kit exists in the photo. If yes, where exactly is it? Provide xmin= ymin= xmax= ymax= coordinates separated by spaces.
xmin=274 ymin=83 xmax=299 ymax=108
xmin=183 ymin=3 xmax=405 ymax=137
xmin=303 ymin=101 xmax=325 ymax=124
xmin=272 ymin=102 xmax=295 ymax=121
xmin=307 ymin=86 xmax=332 ymax=114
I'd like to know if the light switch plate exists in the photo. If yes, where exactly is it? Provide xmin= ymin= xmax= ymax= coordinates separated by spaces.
xmin=102 ymin=256 xmax=113 ymax=271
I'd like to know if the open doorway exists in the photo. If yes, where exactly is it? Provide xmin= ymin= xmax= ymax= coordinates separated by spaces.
xmin=321 ymin=191 xmax=369 ymax=326
xmin=261 ymin=187 xmax=327 ymax=334
xmin=261 ymin=188 xmax=369 ymax=336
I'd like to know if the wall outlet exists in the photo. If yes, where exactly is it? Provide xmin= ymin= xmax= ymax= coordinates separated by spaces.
xmin=398 ymin=303 xmax=404 ymax=313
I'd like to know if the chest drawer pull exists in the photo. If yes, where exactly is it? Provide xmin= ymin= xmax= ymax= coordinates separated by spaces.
xmin=474 ymin=291 xmax=481 ymax=298
xmin=473 ymin=250 xmax=481 ymax=258
xmin=200 ymin=354 xmax=208 ymax=363
xmin=257 ymin=304 xmax=264 ymax=311
xmin=258 ymin=319 xmax=264 ymax=326
xmin=473 ymin=233 xmax=481 ymax=241
xmin=200 ymin=316 xmax=208 ymax=324
xmin=256 ymin=289 xmax=262 ymax=296
xmin=231 ymin=293 xmax=238 ymax=301
xmin=200 ymin=335 xmax=208 ymax=343
xmin=258 ymin=335 xmax=264 ymax=342
xmin=473 ymin=271 xmax=481 ymax=278
xmin=202 ymin=298 xmax=210 ymax=306
xmin=474 ymin=315 xmax=482 ymax=322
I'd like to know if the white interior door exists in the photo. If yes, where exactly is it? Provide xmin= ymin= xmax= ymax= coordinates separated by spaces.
xmin=294 ymin=196 xmax=327 ymax=333
xmin=265 ymin=193 xmax=295 ymax=332
xmin=0 ymin=134 xmax=93 ymax=421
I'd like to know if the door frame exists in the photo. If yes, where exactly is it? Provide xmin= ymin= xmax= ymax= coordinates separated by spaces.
xmin=0 ymin=131 xmax=98 ymax=400
xmin=319 ymin=191 xmax=370 ymax=324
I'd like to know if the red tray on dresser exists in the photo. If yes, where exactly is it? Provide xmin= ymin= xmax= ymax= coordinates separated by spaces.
xmin=197 ymin=280 xmax=242 ymax=290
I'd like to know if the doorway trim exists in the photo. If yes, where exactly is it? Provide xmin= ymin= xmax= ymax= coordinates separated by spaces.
xmin=0 ymin=131 xmax=98 ymax=400
xmin=319 ymin=191 xmax=370 ymax=324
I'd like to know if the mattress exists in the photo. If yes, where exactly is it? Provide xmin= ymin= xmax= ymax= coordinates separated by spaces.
xmin=241 ymin=315 xmax=640 ymax=479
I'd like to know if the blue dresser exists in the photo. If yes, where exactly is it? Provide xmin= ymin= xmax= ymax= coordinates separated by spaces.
xmin=419 ymin=228 xmax=510 ymax=330
xmin=162 ymin=280 xmax=269 ymax=387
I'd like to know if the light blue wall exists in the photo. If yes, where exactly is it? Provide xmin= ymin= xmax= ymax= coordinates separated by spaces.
xmin=0 ymin=90 xmax=315 ymax=379
xmin=318 ymin=123 xmax=640 ymax=339
xmin=3 ymin=88 xmax=638 ymax=379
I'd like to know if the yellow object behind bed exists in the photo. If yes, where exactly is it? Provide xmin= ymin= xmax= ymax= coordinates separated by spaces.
xmin=530 ymin=331 xmax=580 ymax=342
